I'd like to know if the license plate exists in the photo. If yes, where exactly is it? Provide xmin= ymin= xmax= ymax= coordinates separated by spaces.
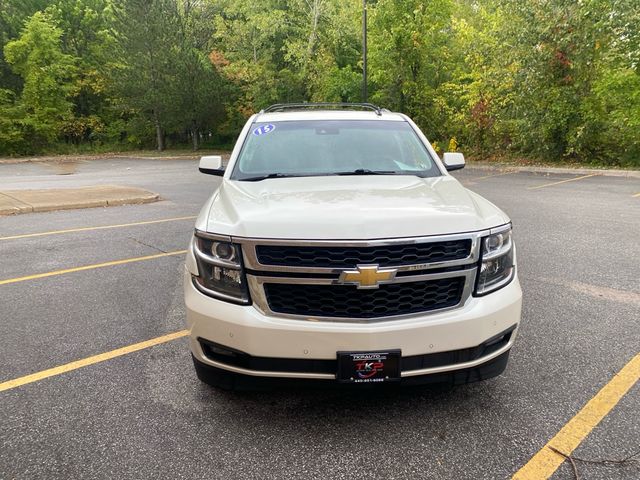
xmin=337 ymin=350 xmax=401 ymax=384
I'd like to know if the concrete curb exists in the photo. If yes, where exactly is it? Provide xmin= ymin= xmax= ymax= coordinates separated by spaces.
xmin=465 ymin=162 xmax=640 ymax=178
xmin=0 ymin=185 xmax=159 ymax=216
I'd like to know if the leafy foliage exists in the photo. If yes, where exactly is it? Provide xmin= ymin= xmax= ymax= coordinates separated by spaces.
xmin=4 ymin=11 xmax=76 ymax=151
xmin=0 ymin=0 xmax=637 ymax=166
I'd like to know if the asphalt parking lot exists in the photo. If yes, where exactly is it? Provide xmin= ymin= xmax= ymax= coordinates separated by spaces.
xmin=1 ymin=158 xmax=638 ymax=479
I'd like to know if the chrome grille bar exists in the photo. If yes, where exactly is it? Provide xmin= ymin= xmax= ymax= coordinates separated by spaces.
xmin=247 ymin=268 xmax=476 ymax=323
xmin=236 ymin=231 xmax=485 ymax=274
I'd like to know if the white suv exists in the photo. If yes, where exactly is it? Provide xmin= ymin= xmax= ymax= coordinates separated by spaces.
xmin=184 ymin=103 xmax=522 ymax=389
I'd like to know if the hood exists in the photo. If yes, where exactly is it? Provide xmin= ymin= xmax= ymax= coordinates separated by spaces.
xmin=200 ymin=175 xmax=509 ymax=240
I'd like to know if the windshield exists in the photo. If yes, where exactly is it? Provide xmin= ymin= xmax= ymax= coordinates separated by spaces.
xmin=230 ymin=120 xmax=441 ymax=180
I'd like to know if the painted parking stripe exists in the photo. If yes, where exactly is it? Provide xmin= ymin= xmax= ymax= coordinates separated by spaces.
xmin=0 ymin=250 xmax=187 ymax=286
xmin=0 ymin=330 xmax=189 ymax=393
xmin=0 ymin=215 xmax=197 ymax=241
xmin=472 ymin=170 xmax=517 ymax=181
xmin=633 ymin=192 xmax=640 ymax=198
xmin=512 ymin=352 xmax=640 ymax=479
xmin=462 ymin=170 xmax=516 ymax=185
xmin=527 ymin=173 xmax=600 ymax=190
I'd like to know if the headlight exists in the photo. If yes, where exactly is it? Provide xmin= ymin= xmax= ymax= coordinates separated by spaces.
xmin=191 ymin=230 xmax=250 ymax=304
xmin=475 ymin=226 xmax=515 ymax=295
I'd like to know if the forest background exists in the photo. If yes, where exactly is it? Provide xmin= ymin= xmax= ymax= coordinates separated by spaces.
xmin=1 ymin=0 xmax=638 ymax=167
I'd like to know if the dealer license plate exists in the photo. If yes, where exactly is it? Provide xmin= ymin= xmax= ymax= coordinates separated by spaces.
xmin=337 ymin=350 xmax=401 ymax=384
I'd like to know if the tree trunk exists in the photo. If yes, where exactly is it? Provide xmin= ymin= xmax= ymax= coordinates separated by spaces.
xmin=303 ymin=0 xmax=321 ymax=78
xmin=192 ymin=120 xmax=199 ymax=151
xmin=306 ymin=0 xmax=321 ymax=59
xmin=155 ymin=119 xmax=164 ymax=151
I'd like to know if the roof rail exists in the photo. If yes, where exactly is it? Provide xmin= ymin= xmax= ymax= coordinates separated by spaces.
xmin=261 ymin=102 xmax=385 ymax=116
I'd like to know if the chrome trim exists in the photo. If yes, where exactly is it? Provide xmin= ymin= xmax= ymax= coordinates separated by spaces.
xmin=247 ymin=268 xmax=477 ymax=323
xmin=196 ymin=336 xmax=515 ymax=380
xmin=490 ymin=223 xmax=512 ymax=235
xmin=238 ymin=230 xmax=488 ymax=274
xmin=251 ymin=268 xmax=474 ymax=286
xmin=401 ymin=335 xmax=515 ymax=377
xmin=194 ymin=229 xmax=232 ymax=242
xmin=199 ymin=356 xmax=335 ymax=380
xmin=236 ymin=230 xmax=489 ymax=246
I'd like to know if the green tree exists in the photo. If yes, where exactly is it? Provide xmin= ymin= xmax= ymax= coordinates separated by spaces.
xmin=212 ymin=0 xmax=300 ymax=117
xmin=110 ymin=0 xmax=183 ymax=150
xmin=46 ymin=0 xmax=115 ymax=144
xmin=4 ymin=11 xmax=77 ymax=150
xmin=297 ymin=0 xmax=362 ymax=102
xmin=0 ymin=0 xmax=51 ymax=94
xmin=175 ymin=0 xmax=226 ymax=150
xmin=368 ymin=0 xmax=457 ymax=141
xmin=0 ymin=0 xmax=637 ymax=163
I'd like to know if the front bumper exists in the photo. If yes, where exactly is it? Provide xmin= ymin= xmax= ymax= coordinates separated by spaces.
xmin=184 ymin=267 xmax=522 ymax=382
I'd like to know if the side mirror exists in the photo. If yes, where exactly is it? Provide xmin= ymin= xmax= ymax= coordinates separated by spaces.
xmin=443 ymin=152 xmax=465 ymax=171
xmin=199 ymin=155 xmax=224 ymax=176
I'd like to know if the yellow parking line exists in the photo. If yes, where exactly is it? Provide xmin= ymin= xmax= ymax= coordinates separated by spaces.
xmin=475 ymin=170 xmax=516 ymax=180
xmin=0 ymin=250 xmax=187 ymax=286
xmin=633 ymin=192 xmax=640 ymax=198
xmin=472 ymin=170 xmax=516 ymax=181
xmin=512 ymin=352 xmax=640 ymax=479
xmin=0 ymin=215 xmax=197 ymax=241
xmin=527 ymin=173 xmax=600 ymax=190
xmin=0 ymin=330 xmax=189 ymax=393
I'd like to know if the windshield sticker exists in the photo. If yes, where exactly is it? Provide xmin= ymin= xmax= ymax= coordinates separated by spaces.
xmin=253 ymin=124 xmax=275 ymax=136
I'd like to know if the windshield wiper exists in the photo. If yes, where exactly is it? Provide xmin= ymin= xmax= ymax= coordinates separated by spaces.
xmin=335 ymin=169 xmax=400 ymax=176
xmin=239 ymin=169 xmax=422 ymax=181
xmin=239 ymin=173 xmax=296 ymax=182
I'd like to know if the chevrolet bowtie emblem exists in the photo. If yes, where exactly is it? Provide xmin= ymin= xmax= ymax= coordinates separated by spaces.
xmin=338 ymin=264 xmax=398 ymax=289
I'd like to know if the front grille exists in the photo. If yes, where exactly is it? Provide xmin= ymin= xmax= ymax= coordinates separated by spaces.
xmin=264 ymin=277 xmax=465 ymax=318
xmin=255 ymin=239 xmax=472 ymax=269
